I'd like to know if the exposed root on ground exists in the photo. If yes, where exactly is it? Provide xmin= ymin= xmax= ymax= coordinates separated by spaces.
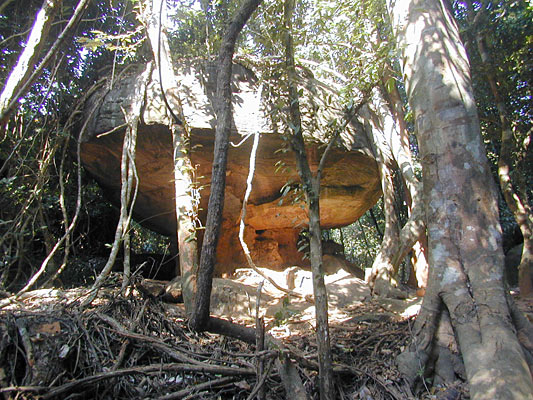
xmin=1 ymin=277 xmax=530 ymax=399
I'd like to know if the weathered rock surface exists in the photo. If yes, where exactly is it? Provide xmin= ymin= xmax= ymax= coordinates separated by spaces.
xmin=80 ymin=61 xmax=381 ymax=274
xmin=207 ymin=268 xmax=371 ymax=322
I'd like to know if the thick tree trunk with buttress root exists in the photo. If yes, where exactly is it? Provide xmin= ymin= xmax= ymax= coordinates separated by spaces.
xmin=389 ymin=0 xmax=533 ymax=398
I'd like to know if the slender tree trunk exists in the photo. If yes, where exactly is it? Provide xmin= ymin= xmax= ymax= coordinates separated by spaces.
xmin=368 ymin=207 xmax=383 ymax=238
xmin=81 ymin=65 xmax=150 ymax=305
xmin=120 ymin=87 xmax=143 ymax=292
xmin=0 ymin=0 xmax=90 ymax=127
xmin=199 ymin=0 xmax=213 ymax=57
xmin=363 ymin=105 xmax=401 ymax=295
xmin=236 ymin=130 xmax=306 ymax=299
xmin=465 ymin=1 xmax=533 ymax=296
xmin=364 ymin=91 xmax=426 ymax=295
xmin=283 ymin=0 xmax=334 ymax=398
xmin=189 ymin=0 xmax=263 ymax=331
xmin=42 ymin=81 xmax=104 ymax=287
xmin=0 ymin=0 xmax=58 ymax=124
xmin=17 ymin=80 xmax=107 ymax=297
xmin=390 ymin=0 xmax=533 ymax=398
xmin=380 ymin=76 xmax=428 ymax=289
xmin=143 ymin=0 xmax=200 ymax=313
xmin=170 ymin=123 xmax=200 ymax=314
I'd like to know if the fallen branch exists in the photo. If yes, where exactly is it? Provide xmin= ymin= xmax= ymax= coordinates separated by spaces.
xmin=41 ymin=363 xmax=254 ymax=399
xmin=246 ymin=357 xmax=275 ymax=400
xmin=0 ymin=283 xmax=418 ymax=398
xmin=0 ymin=386 xmax=47 ymax=395
xmin=96 ymin=312 xmax=207 ymax=366
xmin=156 ymin=376 xmax=238 ymax=400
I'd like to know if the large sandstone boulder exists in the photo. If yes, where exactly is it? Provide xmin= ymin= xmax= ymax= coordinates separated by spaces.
xmin=80 ymin=61 xmax=381 ymax=274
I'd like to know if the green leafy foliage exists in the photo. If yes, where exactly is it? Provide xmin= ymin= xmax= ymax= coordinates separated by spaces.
xmin=77 ymin=26 xmax=145 ymax=59
xmin=328 ymin=201 xmax=384 ymax=271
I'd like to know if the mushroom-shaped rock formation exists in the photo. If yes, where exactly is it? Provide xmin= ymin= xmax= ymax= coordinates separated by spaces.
xmin=80 ymin=61 xmax=381 ymax=275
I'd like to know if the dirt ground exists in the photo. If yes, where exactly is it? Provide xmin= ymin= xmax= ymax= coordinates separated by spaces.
xmin=0 ymin=269 xmax=531 ymax=399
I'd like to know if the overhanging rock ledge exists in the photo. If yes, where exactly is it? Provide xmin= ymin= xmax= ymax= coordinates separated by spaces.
xmin=80 ymin=60 xmax=382 ymax=275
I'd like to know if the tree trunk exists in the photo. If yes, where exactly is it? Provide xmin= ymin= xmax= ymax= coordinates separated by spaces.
xmin=465 ymin=1 xmax=533 ymax=296
xmin=143 ymin=0 xmax=200 ymax=314
xmin=190 ymin=0 xmax=263 ymax=331
xmin=0 ymin=0 xmax=58 ymax=125
xmin=390 ymin=0 xmax=533 ymax=398
xmin=364 ymin=92 xmax=426 ymax=295
xmin=0 ymin=0 xmax=90 ymax=127
xmin=81 ymin=64 xmax=150 ymax=305
xmin=379 ymin=76 xmax=429 ymax=290
xmin=363 ymin=104 xmax=401 ymax=296
xmin=283 ymin=0 xmax=334 ymax=398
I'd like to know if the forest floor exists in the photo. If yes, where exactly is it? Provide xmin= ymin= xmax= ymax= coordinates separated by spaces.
xmin=0 ymin=269 xmax=531 ymax=400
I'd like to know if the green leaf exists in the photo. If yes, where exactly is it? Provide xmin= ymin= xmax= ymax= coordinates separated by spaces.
xmin=76 ymin=37 xmax=105 ymax=51
xmin=385 ymin=77 xmax=396 ymax=93
xmin=288 ymin=122 xmax=300 ymax=134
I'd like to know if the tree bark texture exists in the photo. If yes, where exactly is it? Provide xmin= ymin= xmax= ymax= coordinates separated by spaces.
xmin=362 ymin=103 xmax=401 ymax=296
xmin=389 ymin=0 xmax=533 ymax=398
xmin=189 ymin=0 xmax=262 ymax=331
xmin=465 ymin=0 xmax=533 ymax=296
xmin=143 ymin=0 xmax=200 ymax=314
xmin=363 ymin=93 xmax=426 ymax=294
xmin=283 ymin=0 xmax=334 ymax=398
xmin=379 ymin=79 xmax=429 ymax=289
xmin=0 ymin=0 xmax=58 ymax=125
xmin=0 ymin=0 xmax=90 ymax=127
